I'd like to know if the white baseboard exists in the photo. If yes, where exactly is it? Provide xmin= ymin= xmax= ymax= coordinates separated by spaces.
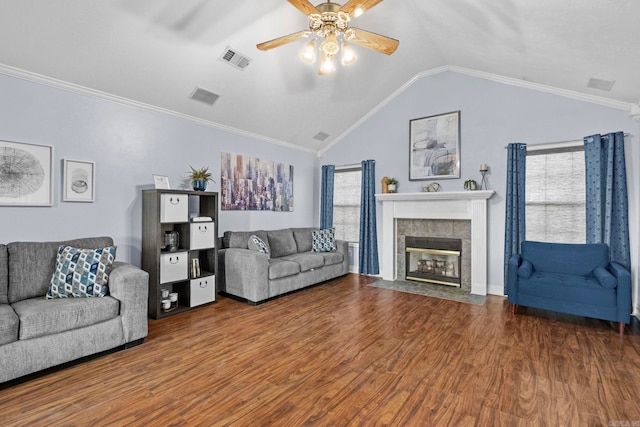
xmin=487 ymin=283 xmax=505 ymax=297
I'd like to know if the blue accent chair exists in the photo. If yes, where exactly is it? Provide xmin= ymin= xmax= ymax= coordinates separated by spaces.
xmin=507 ymin=241 xmax=631 ymax=334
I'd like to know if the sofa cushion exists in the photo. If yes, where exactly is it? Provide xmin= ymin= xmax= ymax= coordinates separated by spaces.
xmin=593 ymin=267 xmax=617 ymax=288
xmin=268 ymin=259 xmax=300 ymax=280
xmin=267 ymin=229 xmax=298 ymax=258
xmin=47 ymin=245 xmax=117 ymax=299
xmin=292 ymin=227 xmax=319 ymax=253
xmin=281 ymin=253 xmax=325 ymax=272
xmin=224 ymin=230 xmax=270 ymax=252
xmin=7 ymin=237 xmax=114 ymax=303
xmin=314 ymin=251 xmax=344 ymax=266
xmin=0 ymin=244 xmax=7 ymax=304
xmin=12 ymin=296 xmax=120 ymax=340
xmin=312 ymin=228 xmax=336 ymax=252
xmin=248 ymin=234 xmax=270 ymax=257
xmin=520 ymin=241 xmax=609 ymax=276
xmin=0 ymin=304 xmax=18 ymax=345
xmin=518 ymin=272 xmax=616 ymax=307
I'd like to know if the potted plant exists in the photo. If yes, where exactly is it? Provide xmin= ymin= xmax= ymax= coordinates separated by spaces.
xmin=387 ymin=177 xmax=398 ymax=193
xmin=464 ymin=179 xmax=478 ymax=191
xmin=188 ymin=166 xmax=215 ymax=191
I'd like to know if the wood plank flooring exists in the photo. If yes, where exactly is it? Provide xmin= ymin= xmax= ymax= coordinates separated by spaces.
xmin=2 ymin=273 xmax=640 ymax=426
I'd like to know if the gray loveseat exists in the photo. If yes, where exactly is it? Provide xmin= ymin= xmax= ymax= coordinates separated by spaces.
xmin=219 ymin=228 xmax=349 ymax=304
xmin=0 ymin=237 xmax=149 ymax=383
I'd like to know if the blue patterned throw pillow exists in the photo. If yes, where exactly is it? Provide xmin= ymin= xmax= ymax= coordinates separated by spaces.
xmin=248 ymin=234 xmax=270 ymax=257
xmin=312 ymin=228 xmax=336 ymax=252
xmin=47 ymin=245 xmax=117 ymax=299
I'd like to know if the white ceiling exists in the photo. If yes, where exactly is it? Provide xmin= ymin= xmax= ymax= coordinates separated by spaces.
xmin=1 ymin=0 xmax=639 ymax=153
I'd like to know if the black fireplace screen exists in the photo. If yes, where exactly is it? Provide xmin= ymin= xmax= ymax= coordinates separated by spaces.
xmin=405 ymin=237 xmax=461 ymax=287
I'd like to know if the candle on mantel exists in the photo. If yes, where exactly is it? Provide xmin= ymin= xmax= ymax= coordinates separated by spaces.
xmin=480 ymin=164 xmax=489 ymax=172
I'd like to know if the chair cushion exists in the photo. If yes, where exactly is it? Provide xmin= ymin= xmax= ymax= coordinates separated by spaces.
xmin=7 ymin=237 xmax=114 ymax=303
xmin=312 ymin=228 xmax=336 ymax=252
xmin=0 ymin=304 xmax=18 ymax=345
xmin=518 ymin=272 xmax=616 ymax=307
xmin=12 ymin=296 xmax=120 ymax=340
xmin=268 ymin=259 xmax=300 ymax=280
xmin=281 ymin=253 xmax=325 ymax=272
xmin=266 ymin=229 xmax=298 ymax=258
xmin=593 ymin=267 xmax=617 ymax=288
xmin=47 ymin=245 xmax=116 ymax=298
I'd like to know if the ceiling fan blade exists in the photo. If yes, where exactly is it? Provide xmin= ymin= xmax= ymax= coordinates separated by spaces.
xmin=257 ymin=30 xmax=310 ymax=51
xmin=287 ymin=0 xmax=320 ymax=16
xmin=347 ymin=28 xmax=399 ymax=55
xmin=339 ymin=0 xmax=384 ymax=17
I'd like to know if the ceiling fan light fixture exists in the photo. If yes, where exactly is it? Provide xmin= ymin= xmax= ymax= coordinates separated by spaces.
xmin=341 ymin=41 xmax=357 ymax=66
xmin=352 ymin=7 xmax=365 ymax=18
xmin=320 ymin=32 xmax=339 ymax=56
xmin=300 ymin=39 xmax=317 ymax=64
xmin=319 ymin=51 xmax=336 ymax=75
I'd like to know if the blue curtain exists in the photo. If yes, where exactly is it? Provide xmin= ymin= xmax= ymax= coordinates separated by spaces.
xmin=584 ymin=132 xmax=630 ymax=268
xmin=359 ymin=159 xmax=379 ymax=275
xmin=320 ymin=165 xmax=335 ymax=230
xmin=504 ymin=143 xmax=527 ymax=293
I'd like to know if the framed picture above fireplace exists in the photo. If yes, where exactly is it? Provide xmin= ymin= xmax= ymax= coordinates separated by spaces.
xmin=409 ymin=111 xmax=460 ymax=180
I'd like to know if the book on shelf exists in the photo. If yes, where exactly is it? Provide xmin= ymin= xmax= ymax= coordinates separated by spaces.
xmin=190 ymin=216 xmax=212 ymax=222
xmin=191 ymin=258 xmax=201 ymax=278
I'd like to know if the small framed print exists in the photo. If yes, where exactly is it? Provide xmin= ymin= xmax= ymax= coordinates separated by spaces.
xmin=153 ymin=175 xmax=170 ymax=189
xmin=63 ymin=159 xmax=95 ymax=202
xmin=409 ymin=111 xmax=461 ymax=180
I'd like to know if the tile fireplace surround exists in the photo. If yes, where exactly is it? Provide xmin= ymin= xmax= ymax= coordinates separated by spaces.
xmin=376 ymin=191 xmax=495 ymax=296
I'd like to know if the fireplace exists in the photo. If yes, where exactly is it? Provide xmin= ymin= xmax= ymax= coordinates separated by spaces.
xmin=405 ymin=237 xmax=462 ymax=287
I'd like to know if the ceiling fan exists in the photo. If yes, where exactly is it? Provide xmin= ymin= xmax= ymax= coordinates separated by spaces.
xmin=257 ymin=0 xmax=399 ymax=75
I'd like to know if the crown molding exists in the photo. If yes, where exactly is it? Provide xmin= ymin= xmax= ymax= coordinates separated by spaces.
xmin=631 ymin=103 xmax=640 ymax=123
xmin=0 ymin=64 xmax=316 ymax=154
xmin=319 ymin=65 xmax=636 ymax=157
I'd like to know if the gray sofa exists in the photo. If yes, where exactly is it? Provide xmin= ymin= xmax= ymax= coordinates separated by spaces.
xmin=219 ymin=228 xmax=349 ymax=304
xmin=0 ymin=237 xmax=149 ymax=383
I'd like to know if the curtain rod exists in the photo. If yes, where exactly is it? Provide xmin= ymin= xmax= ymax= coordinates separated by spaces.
xmin=335 ymin=163 xmax=361 ymax=171
xmin=504 ymin=133 xmax=630 ymax=149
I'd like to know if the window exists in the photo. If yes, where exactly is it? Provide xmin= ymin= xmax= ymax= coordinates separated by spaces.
xmin=525 ymin=145 xmax=585 ymax=243
xmin=333 ymin=167 xmax=361 ymax=243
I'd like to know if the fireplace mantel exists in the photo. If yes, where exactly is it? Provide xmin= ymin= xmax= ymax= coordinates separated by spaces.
xmin=376 ymin=191 xmax=495 ymax=295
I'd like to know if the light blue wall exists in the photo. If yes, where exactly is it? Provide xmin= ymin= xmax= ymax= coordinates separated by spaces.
xmin=0 ymin=73 xmax=317 ymax=266
xmin=320 ymin=71 xmax=640 ymax=298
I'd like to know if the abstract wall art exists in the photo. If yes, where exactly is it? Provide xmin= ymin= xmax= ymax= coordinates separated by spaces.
xmin=0 ymin=140 xmax=53 ymax=206
xmin=220 ymin=152 xmax=293 ymax=211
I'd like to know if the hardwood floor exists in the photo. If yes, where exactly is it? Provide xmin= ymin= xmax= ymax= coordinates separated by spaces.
xmin=2 ymin=273 xmax=640 ymax=426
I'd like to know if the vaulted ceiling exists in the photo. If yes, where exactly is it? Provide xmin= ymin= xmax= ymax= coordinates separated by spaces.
xmin=1 ymin=0 xmax=638 ymax=153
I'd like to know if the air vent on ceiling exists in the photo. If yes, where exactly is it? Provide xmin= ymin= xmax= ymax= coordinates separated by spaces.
xmin=313 ymin=131 xmax=330 ymax=141
xmin=219 ymin=46 xmax=252 ymax=71
xmin=587 ymin=77 xmax=615 ymax=92
xmin=189 ymin=87 xmax=220 ymax=106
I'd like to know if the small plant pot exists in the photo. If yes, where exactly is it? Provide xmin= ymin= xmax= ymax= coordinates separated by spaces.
xmin=387 ymin=184 xmax=397 ymax=193
xmin=192 ymin=180 xmax=207 ymax=191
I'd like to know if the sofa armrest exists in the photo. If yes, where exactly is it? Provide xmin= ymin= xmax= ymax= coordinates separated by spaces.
xmin=506 ymin=254 xmax=521 ymax=303
xmin=335 ymin=239 xmax=349 ymax=274
xmin=609 ymin=262 xmax=631 ymax=323
xmin=223 ymin=248 xmax=270 ymax=303
xmin=109 ymin=261 xmax=149 ymax=342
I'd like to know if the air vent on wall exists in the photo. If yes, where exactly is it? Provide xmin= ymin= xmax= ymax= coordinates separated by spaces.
xmin=219 ymin=46 xmax=252 ymax=71
xmin=587 ymin=77 xmax=615 ymax=92
xmin=189 ymin=87 xmax=220 ymax=106
xmin=313 ymin=131 xmax=330 ymax=141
